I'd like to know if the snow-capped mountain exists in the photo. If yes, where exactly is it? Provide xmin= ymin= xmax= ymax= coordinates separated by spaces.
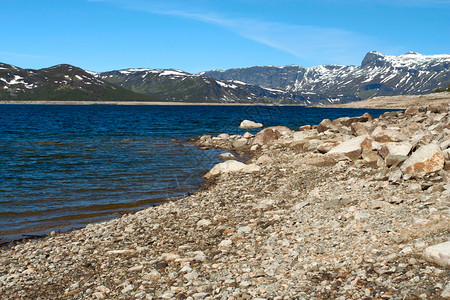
xmin=203 ymin=51 xmax=450 ymax=104
xmin=1 ymin=51 xmax=448 ymax=104
xmin=0 ymin=63 xmax=157 ymax=101
xmin=98 ymin=68 xmax=299 ymax=103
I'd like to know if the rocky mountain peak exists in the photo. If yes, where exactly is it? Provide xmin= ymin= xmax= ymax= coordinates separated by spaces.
xmin=361 ymin=51 xmax=388 ymax=68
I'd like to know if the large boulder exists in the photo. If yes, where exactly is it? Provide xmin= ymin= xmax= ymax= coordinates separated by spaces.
xmin=239 ymin=120 xmax=263 ymax=129
xmin=340 ymin=113 xmax=374 ymax=127
xmin=252 ymin=126 xmax=292 ymax=145
xmin=379 ymin=142 xmax=412 ymax=158
xmin=317 ymin=119 xmax=337 ymax=133
xmin=327 ymin=135 xmax=371 ymax=161
xmin=252 ymin=128 xmax=280 ymax=145
xmin=204 ymin=160 xmax=247 ymax=178
xmin=232 ymin=138 xmax=249 ymax=151
xmin=401 ymin=144 xmax=445 ymax=176
xmin=372 ymin=127 xmax=408 ymax=142
xmin=333 ymin=113 xmax=373 ymax=127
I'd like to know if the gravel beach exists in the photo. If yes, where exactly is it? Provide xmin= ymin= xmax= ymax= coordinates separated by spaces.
xmin=1 ymin=100 xmax=449 ymax=299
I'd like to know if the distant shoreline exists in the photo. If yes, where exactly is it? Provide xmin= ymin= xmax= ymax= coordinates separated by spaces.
xmin=320 ymin=92 xmax=450 ymax=109
xmin=2 ymin=92 xmax=448 ymax=108
xmin=0 ymin=100 xmax=306 ymax=106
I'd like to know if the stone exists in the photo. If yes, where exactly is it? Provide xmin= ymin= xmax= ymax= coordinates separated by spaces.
xmin=252 ymin=128 xmax=280 ymax=145
xmin=184 ymin=270 xmax=199 ymax=281
xmin=362 ymin=151 xmax=380 ymax=165
xmin=372 ymin=127 xmax=408 ymax=142
xmin=422 ymin=241 xmax=450 ymax=267
xmin=379 ymin=142 xmax=412 ymax=158
xmin=193 ymin=251 xmax=208 ymax=262
xmin=317 ymin=142 xmax=336 ymax=154
xmin=204 ymin=160 xmax=247 ymax=178
xmin=127 ymin=265 xmax=144 ymax=272
xmin=232 ymin=138 xmax=249 ymax=150
xmin=332 ymin=117 xmax=350 ymax=127
xmin=237 ymin=226 xmax=252 ymax=235
xmin=269 ymin=126 xmax=292 ymax=136
xmin=351 ymin=122 xmax=369 ymax=136
xmin=355 ymin=213 xmax=370 ymax=220
xmin=93 ymin=292 xmax=106 ymax=300
xmin=299 ymin=125 xmax=311 ymax=131
xmin=385 ymin=155 xmax=408 ymax=167
xmin=218 ymin=239 xmax=232 ymax=248
xmin=197 ymin=219 xmax=212 ymax=227
xmin=243 ymin=132 xmax=254 ymax=139
xmin=239 ymin=120 xmax=263 ymax=129
xmin=255 ymin=154 xmax=272 ymax=164
xmin=441 ymin=282 xmax=450 ymax=299
xmin=428 ymin=103 xmax=448 ymax=113
xmin=317 ymin=119 xmax=337 ymax=133
xmin=106 ymin=250 xmax=136 ymax=255
xmin=193 ymin=292 xmax=209 ymax=299
xmin=339 ymin=113 xmax=373 ymax=127
xmin=220 ymin=152 xmax=236 ymax=160
xmin=143 ymin=270 xmax=161 ymax=281
xmin=401 ymin=144 xmax=445 ymax=176
xmin=217 ymin=133 xmax=230 ymax=140
xmin=388 ymin=168 xmax=403 ymax=183
xmin=327 ymin=135 xmax=370 ymax=161
xmin=161 ymin=253 xmax=180 ymax=261
xmin=405 ymin=106 xmax=419 ymax=115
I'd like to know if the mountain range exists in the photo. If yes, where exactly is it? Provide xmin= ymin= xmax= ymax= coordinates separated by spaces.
xmin=1 ymin=51 xmax=449 ymax=104
xmin=0 ymin=63 xmax=157 ymax=101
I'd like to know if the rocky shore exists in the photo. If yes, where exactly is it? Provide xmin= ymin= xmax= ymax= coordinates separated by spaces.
xmin=1 ymin=102 xmax=449 ymax=299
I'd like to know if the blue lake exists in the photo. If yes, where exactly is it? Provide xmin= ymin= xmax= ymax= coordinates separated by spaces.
xmin=0 ymin=104 xmax=395 ymax=242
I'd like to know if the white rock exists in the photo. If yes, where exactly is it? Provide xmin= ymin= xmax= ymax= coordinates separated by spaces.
xmin=160 ymin=253 xmax=180 ymax=261
xmin=193 ymin=292 xmax=209 ymax=299
xmin=127 ymin=265 xmax=143 ymax=272
xmin=441 ymin=282 xmax=450 ymax=299
xmin=220 ymin=152 xmax=236 ymax=160
xmin=218 ymin=239 xmax=233 ymax=248
xmin=217 ymin=133 xmax=230 ymax=140
xmin=204 ymin=160 xmax=247 ymax=179
xmin=142 ymin=270 xmax=161 ymax=281
xmin=327 ymin=135 xmax=370 ymax=161
xmin=255 ymin=154 xmax=272 ymax=164
xmin=232 ymin=138 xmax=248 ymax=150
xmin=237 ymin=226 xmax=252 ymax=235
xmin=184 ymin=270 xmax=199 ymax=281
xmin=193 ymin=251 xmax=208 ymax=262
xmin=379 ymin=142 xmax=412 ymax=158
xmin=239 ymin=120 xmax=263 ymax=129
xmin=422 ymin=241 xmax=450 ymax=267
xmin=197 ymin=219 xmax=212 ymax=227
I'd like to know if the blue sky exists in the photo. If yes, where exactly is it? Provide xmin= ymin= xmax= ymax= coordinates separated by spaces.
xmin=1 ymin=0 xmax=449 ymax=73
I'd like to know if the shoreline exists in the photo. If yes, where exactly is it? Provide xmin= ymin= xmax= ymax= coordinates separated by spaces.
xmin=321 ymin=92 xmax=450 ymax=109
xmin=1 ymin=102 xmax=449 ymax=298
xmin=1 ymin=92 xmax=449 ymax=109
xmin=0 ymin=100 xmax=304 ymax=106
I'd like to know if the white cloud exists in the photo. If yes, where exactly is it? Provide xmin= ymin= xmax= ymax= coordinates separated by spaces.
xmin=88 ymin=0 xmax=388 ymax=66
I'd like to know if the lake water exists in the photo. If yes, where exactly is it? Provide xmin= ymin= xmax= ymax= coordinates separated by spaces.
xmin=0 ymin=104 xmax=394 ymax=242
